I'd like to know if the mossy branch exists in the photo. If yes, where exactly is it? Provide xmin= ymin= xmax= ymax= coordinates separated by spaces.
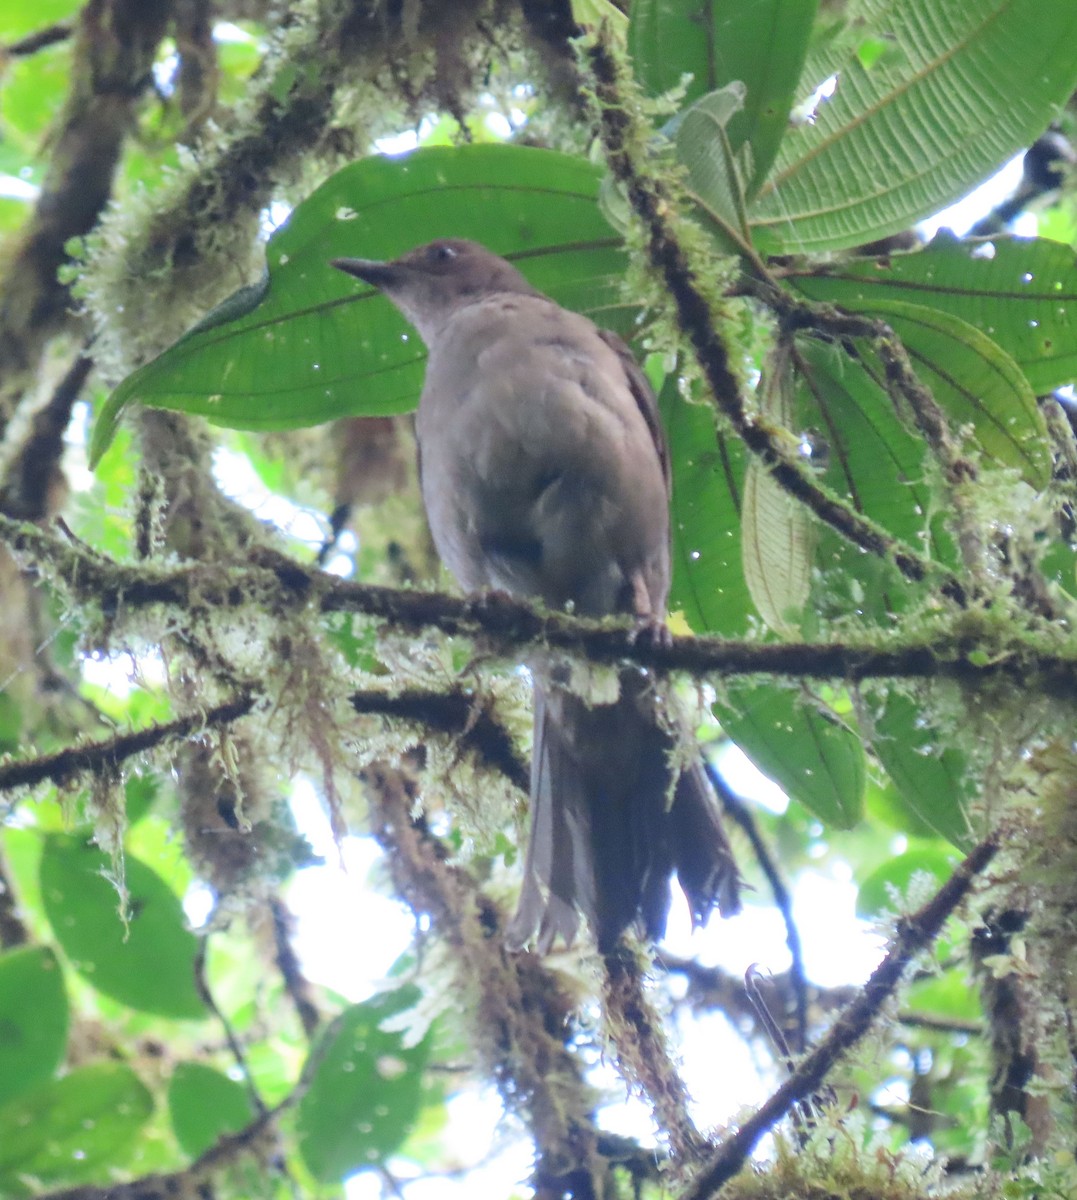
xmin=585 ymin=35 xmax=969 ymax=608
xmin=682 ymin=833 xmax=999 ymax=1200
xmin=4 ymin=519 xmax=1076 ymax=696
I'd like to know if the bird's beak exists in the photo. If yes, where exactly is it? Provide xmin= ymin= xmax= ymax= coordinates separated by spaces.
xmin=331 ymin=257 xmax=399 ymax=289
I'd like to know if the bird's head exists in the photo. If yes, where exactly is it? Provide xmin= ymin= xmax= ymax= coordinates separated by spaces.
xmin=332 ymin=239 xmax=539 ymax=344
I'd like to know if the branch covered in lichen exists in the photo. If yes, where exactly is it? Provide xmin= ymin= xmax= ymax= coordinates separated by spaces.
xmin=4 ymin=518 xmax=1076 ymax=696
xmin=0 ymin=691 xmax=256 ymax=794
xmin=682 ymin=833 xmax=999 ymax=1200
xmin=361 ymin=760 xmax=614 ymax=1198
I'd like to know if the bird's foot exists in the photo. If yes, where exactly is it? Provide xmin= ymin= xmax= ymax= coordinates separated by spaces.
xmin=629 ymin=614 xmax=673 ymax=649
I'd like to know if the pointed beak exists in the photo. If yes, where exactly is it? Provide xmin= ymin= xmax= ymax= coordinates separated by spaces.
xmin=331 ymin=257 xmax=399 ymax=289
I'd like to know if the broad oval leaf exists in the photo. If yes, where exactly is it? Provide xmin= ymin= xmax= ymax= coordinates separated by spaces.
xmin=0 ymin=1062 xmax=153 ymax=1193
xmin=866 ymin=689 xmax=975 ymax=849
xmin=39 ymin=835 xmax=206 ymax=1019
xmin=715 ymin=682 xmax=865 ymax=828
xmin=0 ymin=947 xmax=68 ymax=1108
xmin=750 ymin=0 xmax=1077 ymax=251
xmin=297 ymin=986 xmax=430 ymax=1182
xmin=90 ymin=144 xmax=629 ymax=466
xmin=788 ymin=235 xmax=1077 ymax=395
xmin=169 ymin=1062 xmax=255 ymax=1157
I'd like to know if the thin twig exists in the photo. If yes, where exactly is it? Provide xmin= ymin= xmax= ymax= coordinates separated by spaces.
xmin=0 ymin=691 xmax=256 ymax=793
xmin=710 ymin=767 xmax=807 ymax=1052
xmin=269 ymin=895 xmax=321 ymax=1037
xmin=681 ymin=834 xmax=999 ymax=1200
xmin=194 ymin=938 xmax=269 ymax=1115
xmin=3 ymin=21 xmax=72 ymax=56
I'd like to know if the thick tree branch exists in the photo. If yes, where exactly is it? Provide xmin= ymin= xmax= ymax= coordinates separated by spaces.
xmin=362 ymin=761 xmax=612 ymax=1199
xmin=682 ymin=834 xmax=999 ymax=1200
xmin=0 ymin=0 xmax=172 ymax=403
xmin=3 ymin=520 xmax=1075 ymax=696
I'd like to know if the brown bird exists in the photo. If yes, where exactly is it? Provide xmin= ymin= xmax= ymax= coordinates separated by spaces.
xmin=332 ymin=239 xmax=741 ymax=952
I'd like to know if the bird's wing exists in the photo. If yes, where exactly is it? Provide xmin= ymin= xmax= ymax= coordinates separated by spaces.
xmin=596 ymin=327 xmax=670 ymax=496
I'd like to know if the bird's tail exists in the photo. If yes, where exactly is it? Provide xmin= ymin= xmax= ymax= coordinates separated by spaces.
xmin=506 ymin=675 xmax=742 ymax=954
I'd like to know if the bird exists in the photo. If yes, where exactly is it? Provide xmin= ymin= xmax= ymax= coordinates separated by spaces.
xmin=332 ymin=238 xmax=741 ymax=953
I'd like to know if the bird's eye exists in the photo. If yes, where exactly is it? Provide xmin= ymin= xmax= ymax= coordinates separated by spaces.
xmin=429 ymin=243 xmax=457 ymax=263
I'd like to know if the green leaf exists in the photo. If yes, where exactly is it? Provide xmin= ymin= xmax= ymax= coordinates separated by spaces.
xmin=751 ymin=0 xmax=1077 ymax=251
xmin=867 ymin=300 xmax=1047 ymax=488
xmin=90 ymin=145 xmax=628 ymax=466
xmin=856 ymin=844 xmax=957 ymax=918
xmin=630 ymin=0 xmax=818 ymax=192
xmin=0 ymin=1063 xmax=153 ymax=1193
xmin=742 ymin=342 xmax=813 ymax=635
xmin=787 ymin=235 xmax=1077 ymax=395
xmin=741 ymin=462 xmax=813 ymax=635
xmin=39 ymin=835 xmax=207 ymax=1019
xmin=297 ymin=986 xmax=430 ymax=1182
xmin=794 ymin=339 xmax=939 ymax=552
xmin=675 ymin=86 xmax=757 ymax=260
xmin=169 ymin=1063 xmax=256 ymax=1157
xmin=866 ymin=690 xmax=974 ymax=849
xmin=659 ymin=377 xmax=751 ymax=635
xmin=0 ymin=947 xmax=68 ymax=1108
xmin=715 ymin=683 xmax=865 ymax=827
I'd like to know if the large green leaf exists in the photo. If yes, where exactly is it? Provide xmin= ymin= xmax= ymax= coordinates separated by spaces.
xmin=90 ymin=145 xmax=629 ymax=466
xmin=787 ymin=236 xmax=1077 ymax=395
xmin=659 ymin=377 xmax=751 ymax=635
xmin=169 ymin=1062 xmax=256 ymax=1157
xmin=630 ymin=0 xmax=817 ymax=192
xmin=866 ymin=689 xmax=975 ymax=849
xmin=750 ymin=0 xmax=1077 ymax=251
xmin=859 ymin=300 xmax=1048 ymax=488
xmin=794 ymin=339 xmax=938 ymax=552
xmin=0 ymin=1063 xmax=153 ymax=1195
xmin=39 ymin=835 xmax=206 ymax=1019
xmin=715 ymin=683 xmax=865 ymax=828
xmin=0 ymin=947 xmax=68 ymax=1108
xmin=297 ymin=986 xmax=430 ymax=1182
